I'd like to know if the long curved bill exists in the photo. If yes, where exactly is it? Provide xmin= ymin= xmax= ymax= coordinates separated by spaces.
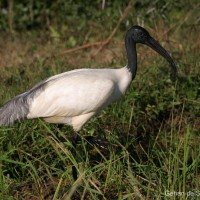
xmin=145 ymin=36 xmax=177 ymax=80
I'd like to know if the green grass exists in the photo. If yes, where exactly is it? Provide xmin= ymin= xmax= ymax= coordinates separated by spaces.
xmin=0 ymin=58 xmax=199 ymax=199
xmin=0 ymin=16 xmax=200 ymax=200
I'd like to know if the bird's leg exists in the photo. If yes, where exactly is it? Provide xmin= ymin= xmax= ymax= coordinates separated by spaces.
xmin=70 ymin=135 xmax=78 ymax=181
xmin=52 ymin=125 xmax=78 ymax=180
xmin=61 ymin=130 xmax=79 ymax=180
xmin=64 ymin=130 xmax=81 ymax=181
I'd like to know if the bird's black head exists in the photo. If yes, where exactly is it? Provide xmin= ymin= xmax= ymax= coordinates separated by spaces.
xmin=126 ymin=25 xmax=150 ymax=44
xmin=125 ymin=25 xmax=177 ymax=80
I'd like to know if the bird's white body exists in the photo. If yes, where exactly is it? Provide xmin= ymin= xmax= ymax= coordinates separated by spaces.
xmin=27 ymin=67 xmax=132 ymax=131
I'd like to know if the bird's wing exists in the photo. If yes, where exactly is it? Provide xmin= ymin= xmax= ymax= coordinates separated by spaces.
xmin=27 ymin=73 xmax=116 ymax=119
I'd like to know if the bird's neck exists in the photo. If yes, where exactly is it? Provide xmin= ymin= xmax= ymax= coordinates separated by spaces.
xmin=125 ymin=38 xmax=137 ymax=79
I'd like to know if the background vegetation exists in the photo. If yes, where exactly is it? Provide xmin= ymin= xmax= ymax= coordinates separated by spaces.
xmin=0 ymin=0 xmax=199 ymax=199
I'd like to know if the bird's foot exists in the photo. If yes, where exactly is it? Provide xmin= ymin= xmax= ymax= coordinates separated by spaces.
xmin=65 ymin=135 xmax=118 ymax=151
xmin=84 ymin=136 xmax=110 ymax=150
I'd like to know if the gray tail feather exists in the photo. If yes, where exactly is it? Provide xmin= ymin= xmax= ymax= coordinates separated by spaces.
xmin=0 ymin=95 xmax=29 ymax=126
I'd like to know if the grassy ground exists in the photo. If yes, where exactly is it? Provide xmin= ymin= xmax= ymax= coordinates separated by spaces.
xmin=0 ymin=10 xmax=200 ymax=200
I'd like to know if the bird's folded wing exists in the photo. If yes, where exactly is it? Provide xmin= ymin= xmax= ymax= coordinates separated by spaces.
xmin=27 ymin=75 xmax=115 ymax=119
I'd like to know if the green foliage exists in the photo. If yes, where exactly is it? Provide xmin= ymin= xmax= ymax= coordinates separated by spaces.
xmin=0 ymin=0 xmax=127 ymax=31
xmin=1 ymin=0 xmax=199 ymax=32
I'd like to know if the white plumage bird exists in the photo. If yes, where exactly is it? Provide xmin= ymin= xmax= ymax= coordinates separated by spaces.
xmin=0 ymin=25 xmax=177 ymax=133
